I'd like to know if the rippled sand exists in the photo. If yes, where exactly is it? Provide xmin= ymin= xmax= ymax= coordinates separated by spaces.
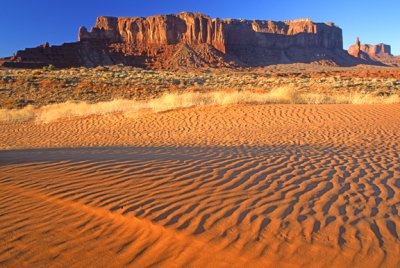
xmin=0 ymin=104 xmax=399 ymax=267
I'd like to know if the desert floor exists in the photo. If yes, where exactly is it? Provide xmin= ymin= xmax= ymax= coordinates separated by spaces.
xmin=0 ymin=104 xmax=399 ymax=267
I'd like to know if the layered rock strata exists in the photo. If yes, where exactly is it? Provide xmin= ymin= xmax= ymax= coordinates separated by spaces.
xmin=1 ymin=12 xmax=364 ymax=68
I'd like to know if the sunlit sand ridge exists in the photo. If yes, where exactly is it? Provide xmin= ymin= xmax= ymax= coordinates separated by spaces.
xmin=0 ymin=104 xmax=399 ymax=267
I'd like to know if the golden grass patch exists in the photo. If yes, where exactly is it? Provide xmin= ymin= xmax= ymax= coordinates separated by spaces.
xmin=1 ymin=88 xmax=399 ymax=123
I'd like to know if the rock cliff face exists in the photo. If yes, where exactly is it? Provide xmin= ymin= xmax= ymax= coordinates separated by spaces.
xmin=348 ymin=38 xmax=399 ymax=66
xmin=79 ymin=13 xmax=227 ymax=54
xmin=1 ymin=12 xmax=365 ymax=68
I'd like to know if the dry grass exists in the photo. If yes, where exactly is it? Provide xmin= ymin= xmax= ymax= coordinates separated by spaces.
xmin=0 ymin=105 xmax=36 ymax=122
xmin=36 ymin=100 xmax=146 ymax=122
xmin=147 ymin=88 xmax=400 ymax=111
xmin=0 ymin=88 xmax=399 ymax=123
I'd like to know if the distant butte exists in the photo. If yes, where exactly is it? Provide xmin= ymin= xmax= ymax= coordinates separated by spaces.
xmin=0 ymin=12 xmax=384 ymax=69
xmin=348 ymin=38 xmax=400 ymax=67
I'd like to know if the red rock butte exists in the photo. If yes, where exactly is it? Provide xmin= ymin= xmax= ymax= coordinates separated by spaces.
xmin=0 ymin=12 xmax=374 ymax=68
xmin=348 ymin=38 xmax=400 ymax=67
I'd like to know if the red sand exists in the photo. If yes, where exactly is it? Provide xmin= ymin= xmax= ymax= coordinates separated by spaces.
xmin=0 ymin=104 xmax=399 ymax=267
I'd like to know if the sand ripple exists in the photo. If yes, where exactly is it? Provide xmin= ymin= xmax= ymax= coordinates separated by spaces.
xmin=0 ymin=145 xmax=399 ymax=267
xmin=0 ymin=104 xmax=399 ymax=267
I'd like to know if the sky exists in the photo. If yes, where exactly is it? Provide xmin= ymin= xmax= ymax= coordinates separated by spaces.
xmin=1 ymin=0 xmax=399 ymax=57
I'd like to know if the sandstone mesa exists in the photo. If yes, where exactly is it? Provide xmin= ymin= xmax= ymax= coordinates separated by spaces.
xmin=0 ymin=12 xmax=379 ymax=69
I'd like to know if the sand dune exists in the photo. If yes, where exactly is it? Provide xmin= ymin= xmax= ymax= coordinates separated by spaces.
xmin=1 ymin=104 xmax=399 ymax=149
xmin=0 ymin=104 xmax=399 ymax=267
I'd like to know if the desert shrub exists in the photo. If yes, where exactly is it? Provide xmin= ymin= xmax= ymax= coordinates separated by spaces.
xmin=43 ymin=64 xmax=56 ymax=71
xmin=32 ymin=70 xmax=42 ymax=76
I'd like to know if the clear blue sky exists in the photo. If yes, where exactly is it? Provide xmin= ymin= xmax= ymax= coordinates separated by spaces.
xmin=1 ymin=0 xmax=399 ymax=57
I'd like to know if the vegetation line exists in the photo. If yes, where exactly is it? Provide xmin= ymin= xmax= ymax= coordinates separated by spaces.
xmin=1 ymin=88 xmax=399 ymax=123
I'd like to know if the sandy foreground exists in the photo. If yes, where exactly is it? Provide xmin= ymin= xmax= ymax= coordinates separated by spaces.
xmin=0 ymin=104 xmax=399 ymax=267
